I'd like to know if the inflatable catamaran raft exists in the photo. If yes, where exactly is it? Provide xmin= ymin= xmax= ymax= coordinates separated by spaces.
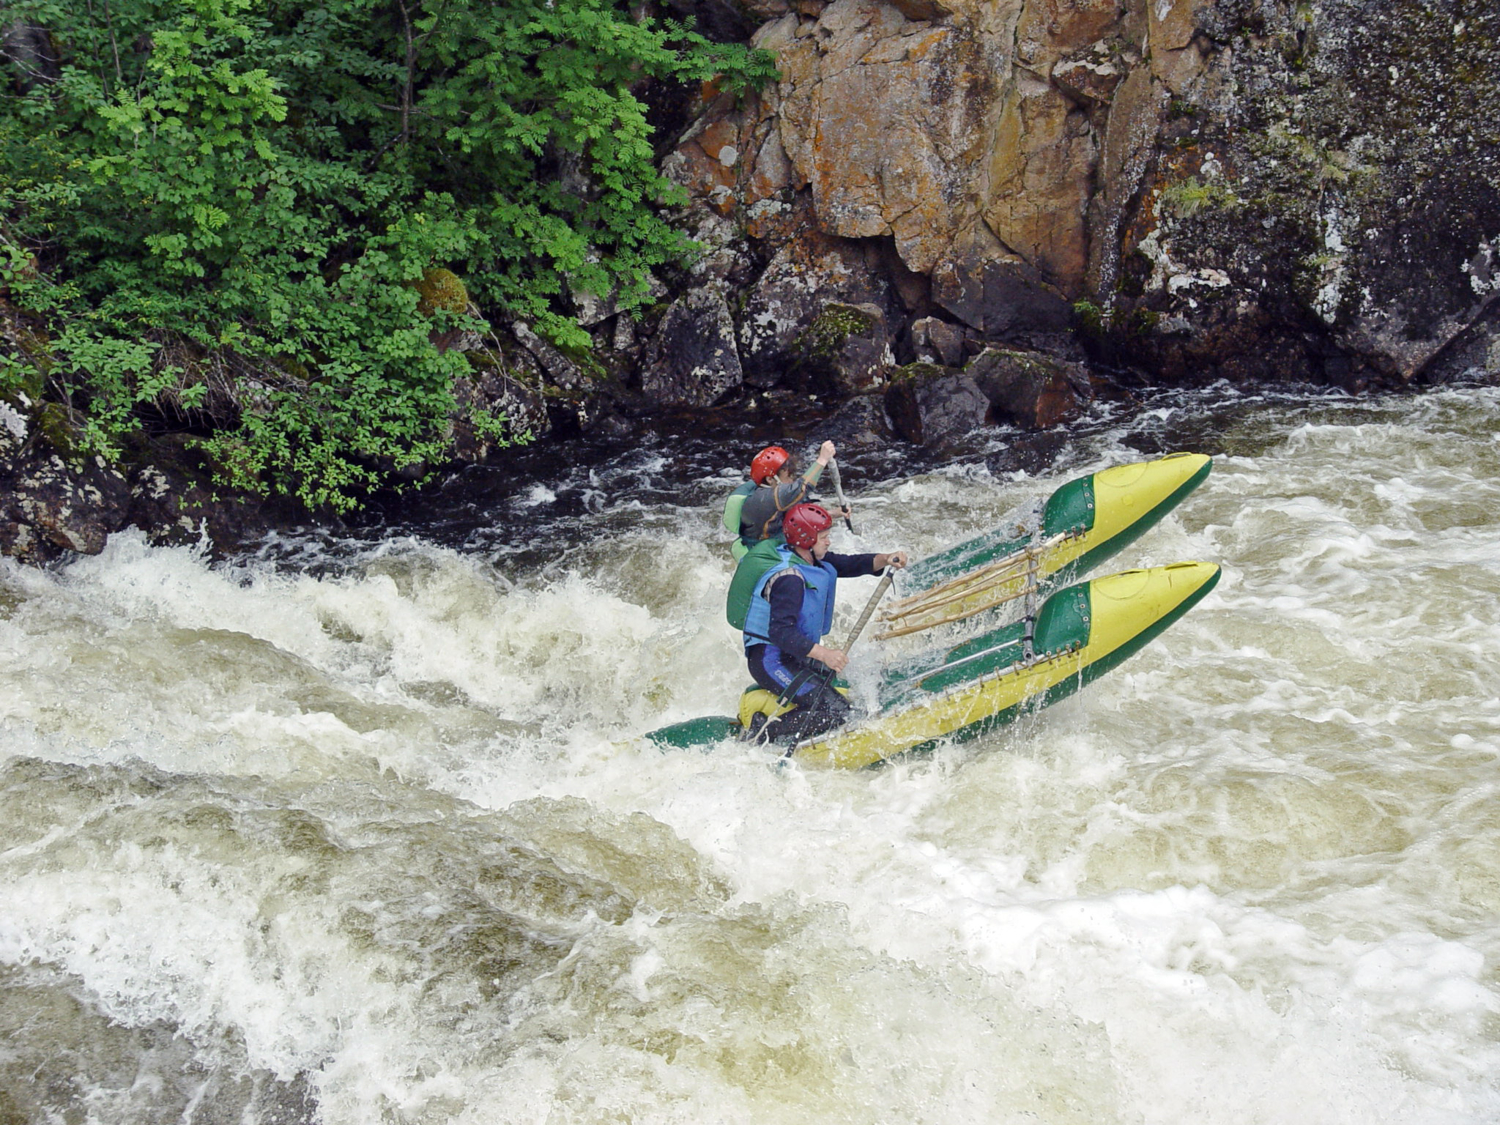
xmin=648 ymin=453 xmax=1218 ymax=769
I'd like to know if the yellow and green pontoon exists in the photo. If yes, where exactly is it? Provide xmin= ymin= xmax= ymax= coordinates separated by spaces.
xmin=876 ymin=452 xmax=1213 ymax=637
xmin=648 ymin=561 xmax=1221 ymax=769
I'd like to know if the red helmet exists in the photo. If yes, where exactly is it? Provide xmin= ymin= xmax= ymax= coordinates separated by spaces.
xmin=783 ymin=503 xmax=833 ymax=550
xmin=750 ymin=445 xmax=790 ymax=486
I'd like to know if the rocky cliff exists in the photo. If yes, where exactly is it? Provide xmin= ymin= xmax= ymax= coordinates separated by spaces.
xmin=631 ymin=0 xmax=1499 ymax=409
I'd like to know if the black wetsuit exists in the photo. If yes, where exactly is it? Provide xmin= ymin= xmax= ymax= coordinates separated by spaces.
xmin=746 ymin=551 xmax=880 ymax=743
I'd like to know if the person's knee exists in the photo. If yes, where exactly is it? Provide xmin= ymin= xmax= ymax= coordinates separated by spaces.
xmin=797 ymin=685 xmax=849 ymax=714
xmin=772 ymin=689 xmax=849 ymax=743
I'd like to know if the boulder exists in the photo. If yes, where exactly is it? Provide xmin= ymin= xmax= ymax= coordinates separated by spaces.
xmin=931 ymin=254 xmax=1076 ymax=343
xmin=0 ymin=452 xmax=131 ymax=563
xmin=123 ymin=438 xmax=309 ymax=552
xmin=449 ymin=350 xmax=551 ymax=459
xmin=568 ymin=259 xmax=667 ymax=328
xmin=821 ymin=390 xmax=895 ymax=449
xmin=682 ymin=211 xmax=759 ymax=290
xmin=1419 ymin=301 xmax=1500 ymax=386
xmin=738 ymin=234 xmax=894 ymax=387
xmin=965 ymin=346 xmax=1086 ymax=429
xmin=884 ymin=362 xmax=991 ymax=446
xmin=908 ymin=316 xmax=966 ymax=367
xmin=511 ymin=321 xmax=588 ymax=391
xmin=641 ymin=287 xmax=744 ymax=408
xmin=787 ymin=301 xmax=893 ymax=396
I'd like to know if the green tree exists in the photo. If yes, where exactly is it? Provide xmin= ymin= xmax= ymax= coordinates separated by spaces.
xmin=0 ymin=0 xmax=774 ymax=509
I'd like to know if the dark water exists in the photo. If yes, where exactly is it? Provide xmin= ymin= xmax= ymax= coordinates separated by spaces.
xmin=320 ymin=383 xmax=1366 ymax=565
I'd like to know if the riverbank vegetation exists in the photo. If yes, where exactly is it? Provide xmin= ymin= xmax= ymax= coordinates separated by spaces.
xmin=0 ymin=0 xmax=774 ymax=509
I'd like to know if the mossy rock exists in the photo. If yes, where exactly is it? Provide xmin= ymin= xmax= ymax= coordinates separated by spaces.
xmin=35 ymin=401 xmax=80 ymax=459
xmin=1071 ymin=300 xmax=1108 ymax=340
xmin=464 ymin=345 xmax=546 ymax=388
xmin=966 ymin=345 xmax=1057 ymax=376
xmin=551 ymin=336 xmax=605 ymax=382
xmin=795 ymin=303 xmax=879 ymax=359
xmin=889 ymin=361 xmax=947 ymax=384
xmin=411 ymin=268 xmax=470 ymax=317
xmin=279 ymin=357 xmax=313 ymax=384
xmin=0 ymin=303 xmax=53 ymax=401
xmin=1071 ymin=302 xmax=1161 ymax=343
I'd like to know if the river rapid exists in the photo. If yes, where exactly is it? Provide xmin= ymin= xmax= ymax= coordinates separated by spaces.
xmin=2 ymin=383 xmax=1499 ymax=1124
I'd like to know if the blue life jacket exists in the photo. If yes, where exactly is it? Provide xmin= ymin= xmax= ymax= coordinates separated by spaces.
xmin=743 ymin=544 xmax=838 ymax=654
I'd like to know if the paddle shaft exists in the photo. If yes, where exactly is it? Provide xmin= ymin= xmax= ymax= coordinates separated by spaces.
xmin=840 ymin=566 xmax=895 ymax=653
xmin=827 ymin=458 xmax=854 ymax=533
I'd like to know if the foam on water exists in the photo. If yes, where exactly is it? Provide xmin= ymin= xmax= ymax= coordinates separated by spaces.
xmin=3 ymin=386 xmax=1500 ymax=1123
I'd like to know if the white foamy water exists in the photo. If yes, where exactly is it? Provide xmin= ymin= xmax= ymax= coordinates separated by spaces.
xmin=2 ymin=386 xmax=1500 ymax=1124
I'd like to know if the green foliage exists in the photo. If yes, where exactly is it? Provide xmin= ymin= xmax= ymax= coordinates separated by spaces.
xmin=0 ymin=0 xmax=775 ymax=509
xmin=1158 ymin=176 xmax=1242 ymax=220
xmin=1071 ymin=298 xmax=1106 ymax=338
xmin=1071 ymin=298 xmax=1158 ymax=339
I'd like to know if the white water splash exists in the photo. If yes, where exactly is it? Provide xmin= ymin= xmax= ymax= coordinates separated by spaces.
xmin=3 ymin=386 xmax=1500 ymax=1123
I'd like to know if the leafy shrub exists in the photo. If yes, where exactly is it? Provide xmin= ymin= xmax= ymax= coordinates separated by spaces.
xmin=0 ymin=0 xmax=775 ymax=509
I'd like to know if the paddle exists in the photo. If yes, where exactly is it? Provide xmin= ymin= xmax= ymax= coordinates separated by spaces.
xmin=827 ymin=457 xmax=854 ymax=533
xmin=839 ymin=565 xmax=896 ymax=653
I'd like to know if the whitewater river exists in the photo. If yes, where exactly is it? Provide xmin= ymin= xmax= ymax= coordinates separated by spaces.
xmin=3 ymin=383 xmax=1499 ymax=1124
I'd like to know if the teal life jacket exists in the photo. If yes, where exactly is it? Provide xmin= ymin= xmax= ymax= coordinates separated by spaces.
xmin=726 ymin=537 xmax=786 ymax=630
xmin=741 ymin=544 xmax=837 ymax=652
